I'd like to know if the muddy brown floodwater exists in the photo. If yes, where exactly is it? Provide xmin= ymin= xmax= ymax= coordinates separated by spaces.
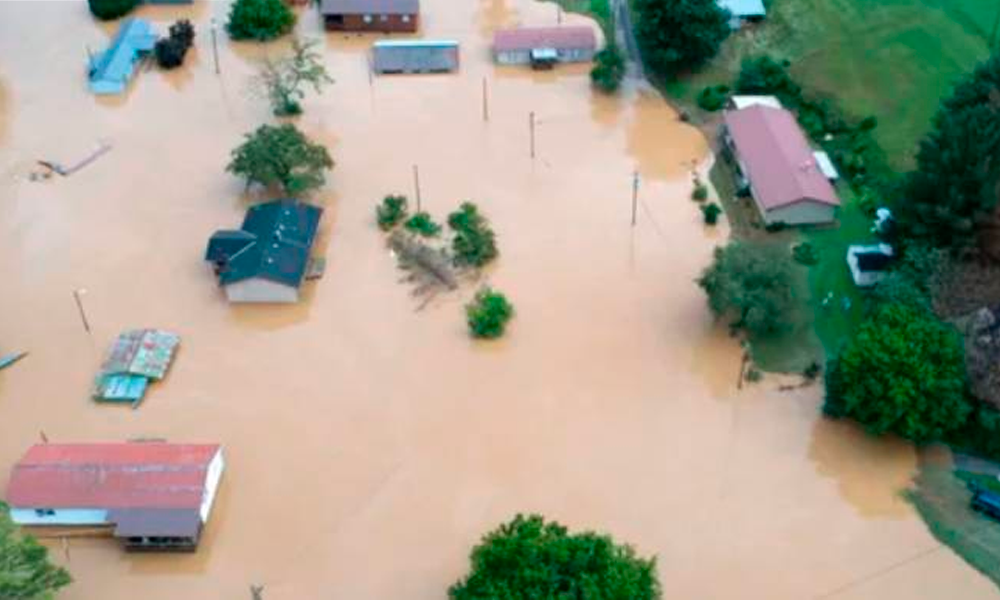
xmin=0 ymin=1 xmax=995 ymax=599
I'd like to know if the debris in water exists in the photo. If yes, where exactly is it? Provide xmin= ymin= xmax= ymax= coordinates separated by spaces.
xmin=93 ymin=329 xmax=180 ymax=407
xmin=0 ymin=351 xmax=27 ymax=371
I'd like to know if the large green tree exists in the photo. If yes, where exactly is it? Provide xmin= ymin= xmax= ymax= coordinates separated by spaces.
xmin=633 ymin=0 xmax=729 ymax=79
xmin=449 ymin=514 xmax=660 ymax=600
xmin=0 ymin=503 xmax=72 ymax=599
xmin=895 ymin=53 xmax=1000 ymax=253
xmin=825 ymin=304 xmax=971 ymax=442
xmin=697 ymin=241 xmax=796 ymax=336
xmin=226 ymin=0 xmax=296 ymax=42
xmin=227 ymin=124 xmax=333 ymax=196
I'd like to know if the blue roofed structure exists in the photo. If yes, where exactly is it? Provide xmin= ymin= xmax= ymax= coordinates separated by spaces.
xmin=373 ymin=40 xmax=460 ymax=74
xmin=88 ymin=18 xmax=157 ymax=95
xmin=718 ymin=0 xmax=766 ymax=29
xmin=205 ymin=199 xmax=323 ymax=303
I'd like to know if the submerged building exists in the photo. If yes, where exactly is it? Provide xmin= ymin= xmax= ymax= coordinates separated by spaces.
xmin=88 ymin=18 xmax=157 ymax=95
xmin=372 ymin=40 xmax=460 ymax=74
xmin=205 ymin=199 xmax=323 ymax=303
xmin=492 ymin=26 xmax=597 ymax=66
xmin=6 ymin=442 xmax=224 ymax=552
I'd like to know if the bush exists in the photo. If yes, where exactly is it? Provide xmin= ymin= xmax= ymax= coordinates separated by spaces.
xmin=377 ymin=195 xmax=408 ymax=231
xmin=448 ymin=202 xmax=498 ymax=268
xmin=449 ymin=514 xmax=660 ymax=599
xmin=169 ymin=19 xmax=196 ymax=48
xmin=154 ymin=21 xmax=196 ymax=70
xmin=227 ymin=124 xmax=334 ymax=195
xmin=824 ymin=303 xmax=971 ymax=442
xmin=591 ymin=44 xmax=626 ymax=93
xmin=701 ymin=203 xmax=722 ymax=225
xmin=697 ymin=241 xmax=797 ymax=336
xmin=803 ymin=361 xmax=822 ymax=380
xmin=465 ymin=287 xmax=514 ymax=339
xmin=736 ymin=56 xmax=800 ymax=104
xmin=0 ymin=504 xmax=72 ymax=598
xmin=226 ymin=0 xmax=296 ymax=41
xmin=87 ymin=0 xmax=139 ymax=20
xmin=260 ymin=39 xmax=334 ymax=117
xmin=404 ymin=212 xmax=441 ymax=237
xmin=696 ymin=84 xmax=730 ymax=111
xmin=691 ymin=179 xmax=709 ymax=202
xmin=792 ymin=242 xmax=819 ymax=266
xmin=764 ymin=221 xmax=788 ymax=232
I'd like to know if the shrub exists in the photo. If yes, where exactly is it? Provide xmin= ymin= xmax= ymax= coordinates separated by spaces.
xmin=154 ymin=21 xmax=196 ymax=70
xmin=448 ymin=202 xmax=498 ymax=268
xmin=803 ymin=361 xmax=822 ymax=380
xmin=701 ymin=203 xmax=722 ymax=225
xmin=404 ymin=212 xmax=441 ymax=237
xmin=736 ymin=56 xmax=800 ymax=104
xmin=227 ymin=124 xmax=334 ymax=195
xmin=590 ymin=44 xmax=626 ymax=93
xmin=824 ymin=303 xmax=971 ymax=442
xmin=697 ymin=241 xmax=797 ymax=336
xmin=87 ymin=0 xmax=139 ymax=20
xmin=449 ymin=514 xmax=660 ymax=599
xmin=691 ymin=179 xmax=709 ymax=202
xmin=169 ymin=19 xmax=196 ymax=48
xmin=377 ymin=195 xmax=408 ymax=231
xmin=696 ymin=84 xmax=730 ymax=111
xmin=226 ymin=0 xmax=296 ymax=41
xmin=0 ymin=503 xmax=72 ymax=599
xmin=792 ymin=242 xmax=819 ymax=266
xmin=764 ymin=221 xmax=788 ymax=232
xmin=466 ymin=288 xmax=514 ymax=339
xmin=745 ymin=367 xmax=762 ymax=382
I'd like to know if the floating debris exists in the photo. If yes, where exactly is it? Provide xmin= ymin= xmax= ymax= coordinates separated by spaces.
xmin=0 ymin=351 xmax=27 ymax=371
xmin=93 ymin=329 xmax=179 ymax=407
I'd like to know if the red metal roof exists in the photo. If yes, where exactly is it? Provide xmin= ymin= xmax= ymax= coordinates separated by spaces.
xmin=6 ymin=443 xmax=220 ymax=510
xmin=723 ymin=105 xmax=839 ymax=210
xmin=493 ymin=26 xmax=597 ymax=52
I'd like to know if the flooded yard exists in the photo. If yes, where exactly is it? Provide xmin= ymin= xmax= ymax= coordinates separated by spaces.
xmin=0 ymin=1 xmax=996 ymax=598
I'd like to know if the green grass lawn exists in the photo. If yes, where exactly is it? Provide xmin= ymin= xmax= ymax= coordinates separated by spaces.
xmin=670 ymin=0 xmax=992 ymax=169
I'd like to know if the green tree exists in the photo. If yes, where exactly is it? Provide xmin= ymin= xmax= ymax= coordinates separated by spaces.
xmin=260 ymin=38 xmax=334 ymax=117
xmin=697 ymin=242 xmax=796 ymax=335
xmin=448 ymin=202 xmax=498 ymax=268
xmin=227 ymin=124 xmax=333 ymax=196
xmin=404 ymin=212 xmax=441 ymax=237
xmin=590 ymin=44 xmax=626 ymax=93
xmin=450 ymin=514 xmax=660 ymax=599
xmin=896 ymin=53 xmax=1000 ymax=253
xmin=466 ymin=288 xmax=514 ymax=339
xmin=633 ymin=0 xmax=729 ymax=79
xmin=377 ymin=195 xmax=409 ymax=231
xmin=0 ymin=503 xmax=72 ymax=599
xmin=226 ymin=0 xmax=296 ymax=42
xmin=87 ymin=0 xmax=139 ymax=20
xmin=824 ymin=304 xmax=971 ymax=442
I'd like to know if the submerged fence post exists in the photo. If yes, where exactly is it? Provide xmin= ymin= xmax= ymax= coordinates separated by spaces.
xmin=413 ymin=165 xmax=422 ymax=212
xmin=529 ymin=111 xmax=536 ymax=159
xmin=482 ymin=77 xmax=489 ymax=122
xmin=210 ymin=18 xmax=221 ymax=75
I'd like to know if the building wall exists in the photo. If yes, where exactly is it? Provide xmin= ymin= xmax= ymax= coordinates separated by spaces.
xmin=199 ymin=449 xmax=225 ymax=523
xmin=225 ymin=278 xmax=299 ymax=303
xmin=763 ymin=201 xmax=836 ymax=225
xmin=324 ymin=12 xmax=418 ymax=32
xmin=495 ymin=47 xmax=594 ymax=65
xmin=10 ymin=508 xmax=109 ymax=526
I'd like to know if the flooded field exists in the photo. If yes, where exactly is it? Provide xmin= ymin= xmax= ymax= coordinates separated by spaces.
xmin=0 ymin=1 xmax=996 ymax=598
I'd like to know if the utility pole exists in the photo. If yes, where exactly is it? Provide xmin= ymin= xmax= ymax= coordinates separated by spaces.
xmin=630 ymin=171 xmax=639 ymax=226
xmin=482 ymin=77 xmax=489 ymax=122
xmin=413 ymin=165 xmax=422 ymax=212
xmin=210 ymin=18 xmax=221 ymax=75
xmin=529 ymin=111 xmax=536 ymax=159
xmin=72 ymin=288 xmax=91 ymax=335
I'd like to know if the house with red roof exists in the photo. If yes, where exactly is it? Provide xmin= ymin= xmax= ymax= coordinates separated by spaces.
xmin=722 ymin=105 xmax=840 ymax=226
xmin=5 ymin=442 xmax=224 ymax=552
xmin=492 ymin=26 xmax=597 ymax=66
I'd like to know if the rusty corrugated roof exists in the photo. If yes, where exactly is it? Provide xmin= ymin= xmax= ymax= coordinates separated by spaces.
xmin=6 ymin=443 xmax=220 ymax=510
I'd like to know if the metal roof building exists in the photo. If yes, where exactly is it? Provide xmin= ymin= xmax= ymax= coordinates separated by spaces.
xmin=93 ymin=329 xmax=180 ymax=405
xmin=6 ymin=443 xmax=225 ymax=551
xmin=492 ymin=26 xmax=597 ymax=65
xmin=372 ymin=40 xmax=459 ymax=74
xmin=205 ymin=199 xmax=323 ymax=303
xmin=722 ymin=105 xmax=840 ymax=225
xmin=88 ymin=18 xmax=156 ymax=95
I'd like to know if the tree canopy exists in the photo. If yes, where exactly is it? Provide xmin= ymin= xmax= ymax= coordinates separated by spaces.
xmin=226 ymin=0 xmax=296 ymax=42
xmin=449 ymin=514 xmax=660 ymax=600
xmin=260 ymin=38 xmax=333 ymax=117
xmin=0 ymin=503 xmax=72 ymax=600
xmin=591 ymin=44 xmax=626 ymax=93
xmin=87 ymin=0 xmax=138 ymax=20
xmin=825 ymin=304 xmax=971 ymax=442
xmin=895 ymin=52 xmax=1000 ymax=254
xmin=227 ymin=124 xmax=333 ymax=196
xmin=697 ymin=241 xmax=796 ymax=336
xmin=633 ymin=0 xmax=729 ymax=79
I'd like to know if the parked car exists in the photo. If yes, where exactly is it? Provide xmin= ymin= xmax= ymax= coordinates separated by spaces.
xmin=971 ymin=488 xmax=1000 ymax=521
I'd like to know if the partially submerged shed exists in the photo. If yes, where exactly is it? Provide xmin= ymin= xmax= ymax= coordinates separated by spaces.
xmin=6 ymin=442 xmax=225 ymax=552
xmin=205 ymin=199 xmax=323 ymax=303
xmin=320 ymin=0 xmax=420 ymax=32
xmin=88 ymin=18 xmax=156 ymax=95
xmin=372 ymin=40 xmax=459 ymax=74
xmin=492 ymin=26 xmax=597 ymax=65
xmin=93 ymin=329 xmax=179 ymax=405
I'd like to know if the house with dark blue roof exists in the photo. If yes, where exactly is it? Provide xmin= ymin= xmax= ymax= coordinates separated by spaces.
xmin=205 ymin=200 xmax=323 ymax=303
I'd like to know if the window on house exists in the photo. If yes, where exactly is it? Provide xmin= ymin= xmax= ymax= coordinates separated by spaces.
xmin=363 ymin=14 xmax=373 ymax=23
xmin=35 ymin=508 xmax=55 ymax=517
xmin=402 ymin=14 xmax=411 ymax=22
